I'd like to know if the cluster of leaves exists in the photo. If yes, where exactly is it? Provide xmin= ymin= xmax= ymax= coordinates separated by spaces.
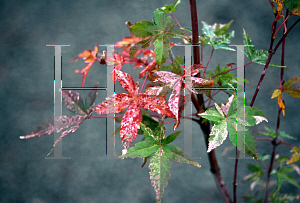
xmin=20 ymin=0 xmax=300 ymax=202
xmin=199 ymin=20 xmax=235 ymax=51
xmin=242 ymin=154 xmax=300 ymax=202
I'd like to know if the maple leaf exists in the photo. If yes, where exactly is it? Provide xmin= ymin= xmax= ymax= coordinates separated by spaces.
xmin=115 ymin=31 xmax=144 ymax=57
xmin=271 ymin=77 xmax=300 ymax=116
xmin=198 ymin=94 xmax=268 ymax=160
xmin=94 ymin=70 xmax=175 ymax=148
xmin=70 ymin=46 xmax=106 ymax=87
xmin=106 ymin=51 xmax=126 ymax=84
xmin=287 ymin=145 xmax=300 ymax=165
xmin=20 ymin=84 xmax=98 ymax=155
xmin=146 ymin=66 xmax=209 ymax=130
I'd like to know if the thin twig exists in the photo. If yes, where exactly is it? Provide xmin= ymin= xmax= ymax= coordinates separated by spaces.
xmin=170 ymin=12 xmax=190 ymax=39
xmin=203 ymin=48 xmax=214 ymax=78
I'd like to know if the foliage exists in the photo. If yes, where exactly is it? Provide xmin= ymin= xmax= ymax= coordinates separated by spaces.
xmin=20 ymin=1 xmax=300 ymax=202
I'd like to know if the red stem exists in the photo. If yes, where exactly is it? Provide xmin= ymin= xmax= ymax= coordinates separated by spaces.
xmin=203 ymin=48 xmax=214 ymax=78
xmin=139 ymin=72 xmax=149 ymax=93
xmin=170 ymin=12 xmax=190 ymax=39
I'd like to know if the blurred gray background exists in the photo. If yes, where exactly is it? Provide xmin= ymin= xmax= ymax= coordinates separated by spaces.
xmin=1 ymin=0 xmax=299 ymax=202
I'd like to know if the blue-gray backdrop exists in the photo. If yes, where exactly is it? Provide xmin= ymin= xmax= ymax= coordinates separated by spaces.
xmin=1 ymin=0 xmax=300 ymax=202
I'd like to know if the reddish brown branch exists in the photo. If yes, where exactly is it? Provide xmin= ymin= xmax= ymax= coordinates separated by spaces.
xmin=189 ymin=0 xmax=232 ymax=202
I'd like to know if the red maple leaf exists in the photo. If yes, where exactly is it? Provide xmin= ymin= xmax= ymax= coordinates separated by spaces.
xmin=94 ymin=70 xmax=175 ymax=148
xmin=70 ymin=45 xmax=104 ymax=87
xmin=106 ymin=52 xmax=126 ymax=84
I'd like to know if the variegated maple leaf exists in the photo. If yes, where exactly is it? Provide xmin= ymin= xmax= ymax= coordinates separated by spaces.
xmin=146 ymin=66 xmax=209 ymax=130
xmin=20 ymin=84 xmax=98 ymax=156
xmin=94 ymin=70 xmax=175 ymax=148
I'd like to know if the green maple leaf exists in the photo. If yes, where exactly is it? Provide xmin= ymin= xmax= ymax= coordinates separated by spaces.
xmin=129 ymin=9 xmax=187 ymax=65
xmin=198 ymin=95 xmax=268 ymax=160
xmin=199 ymin=20 xmax=235 ymax=51
xmin=243 ymin=29 xmax=284 ymax=67
xmin=285 ymin=0 xmax=300 ymax=16
xmin=119 ymin=122 xmax=199 ymax=203
xmin=158 ymin=0 xmax=182 ymax=14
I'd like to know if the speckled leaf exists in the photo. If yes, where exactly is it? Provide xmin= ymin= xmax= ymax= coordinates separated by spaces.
xmin=214 ymin=103 xmax=225 ymax=117
xmin=120 ymin=102 xmax=143 ymax=147
xmin=149 ymin=148 xmax=171 ymax=203
xmin=197 ymin=108 xmax=225 ymax=122
xmin=207 ymin=120 xmax=228 ymax=152
xmin=154 ymin=66 xmax=206 ymax=130
xmin=62 ymin=90 xmax=86 ymax=115
xmin=140 ymin=122 xmax=158 ymax=142
xmin=222 ymin=95 xmax=234 ymax=116
xmin=94 ymin=93 xmax=130 ymax=114
xmin=20 ymin=115 xmax=87 ymax=156
xmin=84 ymin=83 xmax=99 ymax=113
xmin=94 ymin=71 xmax=175 ymax=147
xmin=138 ymin=113 xmax=160 ymax=135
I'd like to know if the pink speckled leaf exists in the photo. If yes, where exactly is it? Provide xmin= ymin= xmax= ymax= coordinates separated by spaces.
xmin=62 ymin=90 xmax=86 ymax=115
xmin=120 ymin=102 xmax=143 ymax=148
xmin=116 ymin=70 xmax=138 ymax=94
xmin=154 ymin=71 xmax=179 ymax=86
xmin=168 ymin=81 xmax=181 ymax=128
xmin=144 ymin=84 xmax=172 ymax=97
xmin=94 ymin=70 xmax=175 ymax=148
xmin=154 ymin=67 xmax=207 ymax=130
xmin=139 ymin=94 xmax=175 ymax=119
xmin=173 ymin=88 xmax=187 ymax=130
xmin=94 ymin=93 xmax=131 ymax=114
xmin=20 ymin=115 xmax=87 ymax=156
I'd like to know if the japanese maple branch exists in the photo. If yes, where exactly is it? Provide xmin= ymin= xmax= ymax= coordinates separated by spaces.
xmin=189 ymin=0 xmax=232 ymax=202
xmin=264 ymin=11 xmax=289 ymax=202
xmin=255 ymin=138 xmax=296 ymax=148
xmin=249 ymin=17 xmax=300 ymax=107
xmin=233 ymin=12 xmax=281 ymax=203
